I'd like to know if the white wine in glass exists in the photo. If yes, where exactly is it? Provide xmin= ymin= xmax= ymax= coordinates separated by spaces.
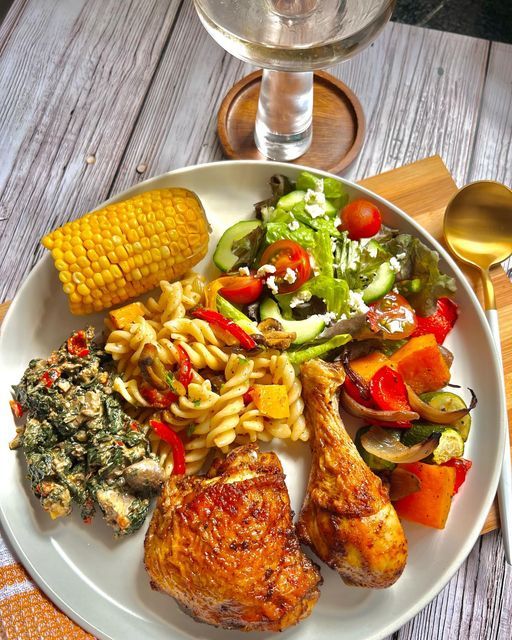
xmin=194 ymin=0 xmax=395 ymax=163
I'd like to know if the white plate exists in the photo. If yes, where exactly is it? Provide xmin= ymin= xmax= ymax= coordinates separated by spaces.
xmin=0 ymin=161 xmax=505 ymax=640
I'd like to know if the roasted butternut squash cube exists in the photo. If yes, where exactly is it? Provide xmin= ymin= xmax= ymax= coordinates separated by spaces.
xmin=393 ymin=462 xmax=456 ymax=529
xmin=390 ymin=333 xmax=450 ymax=394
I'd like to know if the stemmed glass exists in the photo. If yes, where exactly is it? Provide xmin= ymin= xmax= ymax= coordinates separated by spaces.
xmin=193 ymin=0 xmax=395 ymax=165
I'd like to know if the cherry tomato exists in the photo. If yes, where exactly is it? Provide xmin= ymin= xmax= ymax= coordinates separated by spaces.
xmin=412 ymin=297 xmax=458 ymax=344
xmin=338 ymin=199 xmax=382 ymax=240
xmin=260 ymin=240 xmax=311 ymax=294
xmin=367 ymin=292 xmax=417 ymax=340
xmin=219 ymin=275 xmax=263 ymax=305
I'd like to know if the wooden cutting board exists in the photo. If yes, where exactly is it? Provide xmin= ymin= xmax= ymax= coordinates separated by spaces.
xmin=0 ymin=156 xmax=509 ymax=533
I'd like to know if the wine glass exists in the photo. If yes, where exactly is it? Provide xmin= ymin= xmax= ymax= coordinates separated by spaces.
xmin=193 ymin=0 xmax=395 ymax=164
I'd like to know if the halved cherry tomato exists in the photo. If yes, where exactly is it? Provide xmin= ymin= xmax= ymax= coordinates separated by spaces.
xmin=370 ymin=365 xmax=411 ymax=412
xmin=412 ymin=297 xmax=458 ymax=344
xmin=367 ymin=292 xmax=417 ymax=340
xmin=259 ymin=240 xmax=311 ymax=294
xmin=338 ymin=199 xmax=382 ymax=240
xmin=220 ymin=275 xmax=263 ymax=305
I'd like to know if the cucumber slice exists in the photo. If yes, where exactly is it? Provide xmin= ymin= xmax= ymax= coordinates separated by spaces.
xmin=277 ymin=190 xmax=306 ymax=210
xmin=324 ymin=199 xmax=337 ymax=216
xmin=420 ymin=391 xmax=471 ymax=440
xmin=260 ymin=298 xmax=325 ymax=345
xmin=361 ymin=262 xmax=396 ymax=303
xmin=213 ymin=220 xmax=262 ymax=272
xmin=432 ymin=428 xmax=464 ymax=464
xmin=355 ymin=426 xmax=396 ymax=471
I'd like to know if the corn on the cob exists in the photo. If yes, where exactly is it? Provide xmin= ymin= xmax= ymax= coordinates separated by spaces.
xmin=42 ymin=188 xmax=210 ymax=315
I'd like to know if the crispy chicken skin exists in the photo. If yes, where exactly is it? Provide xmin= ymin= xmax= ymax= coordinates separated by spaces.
xmin=297 ymin=359 xmax=407 ymax=588
xmin=144 ymin=444 xmax=322 ymax=631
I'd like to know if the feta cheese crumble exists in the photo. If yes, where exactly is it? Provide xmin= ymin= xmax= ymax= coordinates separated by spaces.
xmin=304 ymin=188 xmax=326 ymax=218
xmin=288 ymin=219 xmax=300 ymax=231
xmin=265 ymin=275 xmax=279 ymax=295
xmin=389 ymin=256 xmax=401 ymax=273
xmin=348 ymin=290 xmax=369 ymax=315
xmin=289 ymin=290 xmax=312 ymax=308
xmin=284 ymin=268 xmax=297 ymax=284
xmin=238 ymin=266 xmax=250 ymax=276
xmin=256 ymin=264 xmax=276 ymax=277
xmin=319 ymin=311 xmax=337 ymax=325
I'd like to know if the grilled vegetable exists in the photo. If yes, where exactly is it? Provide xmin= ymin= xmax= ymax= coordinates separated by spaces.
xmin=393 ymin=462 xmax=457 ymax=529
xmin=42 ymin=188 xmax=210 ymax=315
xmin=390 ymin=333 xmax=451 ymax=394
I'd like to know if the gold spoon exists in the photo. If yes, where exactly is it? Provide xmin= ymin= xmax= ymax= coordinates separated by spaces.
xmin=444 ymin=181 xmax=512 ymax=563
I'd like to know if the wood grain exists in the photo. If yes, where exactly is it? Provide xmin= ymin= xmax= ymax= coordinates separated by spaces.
xmin=0 ymin=0 xmax=183 ymax=304
xmin=334 ymin=23 xmax=490 ymax=187
xmin=468 ymin=42 xmax=512 ymax=280
xmin=110 ymin=0 xmax=250 ymax=193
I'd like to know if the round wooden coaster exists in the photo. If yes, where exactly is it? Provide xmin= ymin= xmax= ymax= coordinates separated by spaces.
xmin=217 ymin=70 xmax=365 ymax=175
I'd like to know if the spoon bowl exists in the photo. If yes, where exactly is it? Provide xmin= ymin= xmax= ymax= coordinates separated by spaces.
xmin=444 ymin=181 xmax=512 ymax=308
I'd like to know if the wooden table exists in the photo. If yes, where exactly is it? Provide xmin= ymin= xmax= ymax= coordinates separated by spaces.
xmin=0 ymin=1 xmax=511 ymax=638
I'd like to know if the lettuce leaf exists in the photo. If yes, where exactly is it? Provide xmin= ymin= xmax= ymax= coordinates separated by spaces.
xmin=382 ymin=234 xmax=456 ymax=315
xmin=265 ymin=219 xmax=317 ymax=249
xmin=276 ymin=275 xmax=349 ymax=319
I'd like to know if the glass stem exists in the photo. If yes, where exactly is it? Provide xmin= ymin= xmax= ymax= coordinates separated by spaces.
xmin=254 ymin=69 xmax=313 ymax=161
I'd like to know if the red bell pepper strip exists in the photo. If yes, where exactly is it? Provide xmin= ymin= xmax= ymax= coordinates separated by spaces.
xmin=411 ymin=297 xmax=458 ymax=344
xmin=67 ymin=330 xmax=90 ymax=357
xmin=149 ymin=419 xmax=186 ymax=475
xmin=442 ymin=457 xmax=472 ymax=494
xmin=140 ymin=385 xmax=177 ymax=408
xmin=243 ymin=387 xmax=254 ymax=405
xmin=40 ymin=369 xmax=61 ymax=388
xmin=175 ymin=344 xmax=193 ymax=389
xmin=370 ymin=365 xmax=411 ymax=412
xmin=191 ymin=308 xmax=257 ymax=350
xmin=9 ymin=400 xmax=23 ymax=418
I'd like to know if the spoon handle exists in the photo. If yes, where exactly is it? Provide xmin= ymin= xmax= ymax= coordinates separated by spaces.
xmin=486 ymin=308 xmax=512 ymax=564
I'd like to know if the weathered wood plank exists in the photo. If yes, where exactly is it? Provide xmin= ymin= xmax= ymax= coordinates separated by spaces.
xmin=110 ymin=0 xmax=250 ymax=192
xmin=468 ymin=42 xmax=512 ymax=187
xmin=335 ymin=23 xmax=489 ymax=187
xmin=0 ymin=0 xmax=183 ymax=303
xmin=0 ymin=0 xmax=30 ymax=53
xmin=467 ymin=41 xmax=512 ymax=277
xmin=0 ymin=0 xmax=86 ymax=187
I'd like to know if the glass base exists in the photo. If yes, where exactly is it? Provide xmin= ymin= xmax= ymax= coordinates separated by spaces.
xmin=254 ymin=122 xmax=312 ymax=161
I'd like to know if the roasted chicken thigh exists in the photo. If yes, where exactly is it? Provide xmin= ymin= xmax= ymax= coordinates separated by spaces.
xmin=297 ymin=359 xmax=408 ymax=588
xmin=144 ymin=444 xmax=322 ymax=631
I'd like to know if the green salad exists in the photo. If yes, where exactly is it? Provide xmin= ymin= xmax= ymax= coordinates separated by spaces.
xmin=209 ymin=170 xmax=456 ymax=364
